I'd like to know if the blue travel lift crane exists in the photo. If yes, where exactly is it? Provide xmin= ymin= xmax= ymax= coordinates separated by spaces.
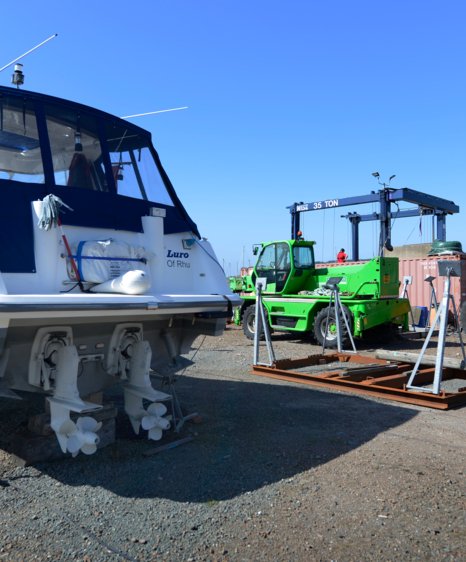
xmin=288 ymin=181 xmax=459 ymax=260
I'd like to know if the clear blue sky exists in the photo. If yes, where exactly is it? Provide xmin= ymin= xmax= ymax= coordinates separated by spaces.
xmin=2 ymin=1 xmax=465 ymax=275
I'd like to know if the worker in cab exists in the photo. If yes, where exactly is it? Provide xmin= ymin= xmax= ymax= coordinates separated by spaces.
xmin=337 ymin=248 xmax=348 ymax=263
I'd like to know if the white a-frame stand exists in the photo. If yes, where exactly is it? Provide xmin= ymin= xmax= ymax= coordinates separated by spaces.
xmin=322 ymin=277 xmax=356 ymax=354
xmin=400 ymin=275 xmax=417 ymax=331
xmin=407 ymin=261 xmax=466 ymax=395
xmin=253 ymin=278 xmax=276 ymax=367
xmin=424 ymin=275 xmax=439 ymax=315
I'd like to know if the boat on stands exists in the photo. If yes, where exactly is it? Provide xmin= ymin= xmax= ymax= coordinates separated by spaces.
xmin=0 ymin=83 xmax=240 ymax=456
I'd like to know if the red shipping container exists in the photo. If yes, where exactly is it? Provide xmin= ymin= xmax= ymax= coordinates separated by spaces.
xmin=398 ymin=255 xmax=466 ymax=325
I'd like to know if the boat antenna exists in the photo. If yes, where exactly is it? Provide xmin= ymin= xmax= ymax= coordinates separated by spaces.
xmin=120 ymin=107 xmax=188 ymax=119
xmin=0 ymin=33 xmax=58 ymax=74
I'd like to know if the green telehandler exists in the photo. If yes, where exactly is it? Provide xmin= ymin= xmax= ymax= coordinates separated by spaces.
xmin=230 ymin=239 xmax=410 ymax=347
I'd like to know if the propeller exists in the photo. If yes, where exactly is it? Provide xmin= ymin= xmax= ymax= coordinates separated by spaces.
xmin=141 ymin=402 xmax=170 ymax=441
xmin=58 ymin=416 xmax=102 ymax=457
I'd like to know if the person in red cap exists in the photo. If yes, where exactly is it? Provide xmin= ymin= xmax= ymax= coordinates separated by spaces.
xmin=337 ymin=248 xmax=347 ymax=263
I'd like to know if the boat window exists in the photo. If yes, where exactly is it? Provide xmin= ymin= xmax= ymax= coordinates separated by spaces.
xmin=106 ymin=123 xmax=174 ymax=205
xmin=45 ymin=105 xmax=107 ymax=191
xmin=0 ymin=97 xmax=44 ymax=183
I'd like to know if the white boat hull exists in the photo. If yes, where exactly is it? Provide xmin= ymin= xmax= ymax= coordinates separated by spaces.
xmin=0 ymin=84 xmax=240 ymax=454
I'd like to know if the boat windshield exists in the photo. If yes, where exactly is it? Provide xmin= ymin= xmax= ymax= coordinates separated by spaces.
xmin=0 ymin=90 xmax=176 ymax=207
xmin=45 ymin=104 xmax=107 ymax=191
xmin=0 ymin=97 xmax=44 ymax=183
xmin=105 ymin=122 xmax=174 ymax=205
xmin=45 ymin=105 xmax=175 ymax=205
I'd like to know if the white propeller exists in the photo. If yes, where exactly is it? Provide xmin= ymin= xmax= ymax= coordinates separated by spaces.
xmin=58 ymin=417 xmax=102 ymax=457
xmin=141 ymin=402 xmax=170 ymax=441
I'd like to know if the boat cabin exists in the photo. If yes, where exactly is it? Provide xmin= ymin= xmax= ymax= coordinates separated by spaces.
xmin=0 ymin=85 xmax=198 ymax=291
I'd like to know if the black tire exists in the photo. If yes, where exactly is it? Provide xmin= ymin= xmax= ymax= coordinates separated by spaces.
xmin=242 ymin=305 xmax=270 ymax=341
xmin=313 ymin=305 xmax=352 ymax=348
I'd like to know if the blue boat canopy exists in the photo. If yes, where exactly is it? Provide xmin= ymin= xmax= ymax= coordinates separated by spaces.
xmin=0 ymin=85 xmax=199 ymax=272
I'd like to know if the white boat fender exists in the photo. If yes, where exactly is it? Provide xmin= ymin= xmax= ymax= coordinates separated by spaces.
xmin=91 ymin=270 xmax=151 ymax=295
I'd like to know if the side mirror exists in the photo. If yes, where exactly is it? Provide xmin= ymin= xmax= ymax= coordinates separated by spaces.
xmin=252 ymin=244 xmax=261 ymax=256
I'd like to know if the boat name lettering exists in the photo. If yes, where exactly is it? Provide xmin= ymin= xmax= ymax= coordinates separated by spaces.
xmin=166 ymin=249 xmax=190 ymax=268
xmin=167 ymin=259 xmax=190 ymax=268
xmin=167 ymin=250 xmax=190 ymax=259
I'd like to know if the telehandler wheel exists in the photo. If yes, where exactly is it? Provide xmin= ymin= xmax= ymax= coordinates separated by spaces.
xmin=313 ymin=305 xmax=352 ymax=349
xmin=242 ymin=305 xmax=272 ymax=341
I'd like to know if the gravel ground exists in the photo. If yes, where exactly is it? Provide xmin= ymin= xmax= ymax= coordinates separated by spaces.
xmin=0 ymin=326 xmax=465 ymax=561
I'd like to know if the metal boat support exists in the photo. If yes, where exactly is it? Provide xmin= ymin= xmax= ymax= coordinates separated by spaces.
xmin=251 ymin=352 xmax=466 ymax=409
